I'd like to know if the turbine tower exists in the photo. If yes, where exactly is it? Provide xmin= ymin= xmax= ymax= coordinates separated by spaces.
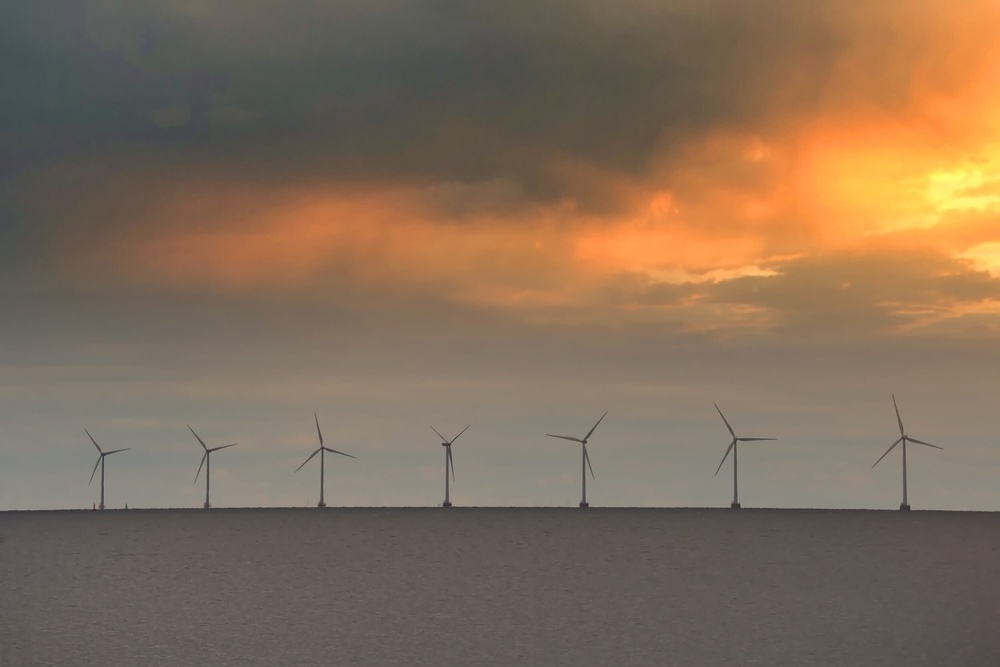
xmin=189 ymin=425 xmax=238 ymax=509
xmin=431 ymin=425 xmax=468 ymax=507
xmin=85 ymin=429 xmax=130 ymax=510
xmin=296 ymin=413 xmax=355 ymax=507
xmin=713 ymin=404 xmax=775 ymax=509
xmin=872 ymin=394 xmax=943 ymax=511
xmin=546 ymin=411 xmax=607 ymax=508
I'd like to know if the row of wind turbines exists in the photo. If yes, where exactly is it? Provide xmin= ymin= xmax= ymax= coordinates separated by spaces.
xmin=85 ymin=395 xmax=941 ymax=511
xmin=710 ymin=396 xmax=940 ymax=510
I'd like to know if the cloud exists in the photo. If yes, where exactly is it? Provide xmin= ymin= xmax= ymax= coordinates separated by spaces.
xmin=4 ymin=2 xmax=995 ymax=189
xmin=148 ymin=103 xmax=191 ymax=128
xmin=4 ymin=0 xmax=1000 ymax=341
xmin=704 ymin=249 xmax=1000 ymax=335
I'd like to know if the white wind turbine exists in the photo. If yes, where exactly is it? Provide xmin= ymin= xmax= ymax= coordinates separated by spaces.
xmin=713 ymin=404 xmax=775 ymax=509
xmin=85 ymin=429 xmax=131 ymax=510
xmin=872 ymin=394 xmax=943 ymax=511
xmin=189 ymin=425 xmax=238 ymax=509
xmin=431 ymin=425 xmax=468 ymax=507
xmin=546 ymin=411 xmax=607 ymax=508
xmin=296 ymin=413 xmax=355 ymax=507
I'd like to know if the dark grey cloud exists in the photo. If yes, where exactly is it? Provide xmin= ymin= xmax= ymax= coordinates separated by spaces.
xmin=2 ymin=1 xmax=935 ymax=207
xmin=2 ymin=0 xmax=996 ymax=334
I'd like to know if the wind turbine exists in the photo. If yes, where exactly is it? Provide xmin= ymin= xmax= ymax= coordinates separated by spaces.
xmin=872 ymin=394 xmax=943 ymax=511
xmin=713 ymin=404 xmax=775 ymax=509
xmin=189 ymin=425 xmax=238 ymax=509
xmin=431 ymin=425 xmax=468 ymax=507
xmin=85 ymin=429 xmax=130 ymax=510
xmin=546 ymin=411 xmax=607 ymax=508
xmin=296 ymin=413 xmax=355 ymax=507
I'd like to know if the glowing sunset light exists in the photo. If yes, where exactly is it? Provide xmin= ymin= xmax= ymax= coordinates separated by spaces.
xmin=6 ymin=0 xmax=1000 ymax=513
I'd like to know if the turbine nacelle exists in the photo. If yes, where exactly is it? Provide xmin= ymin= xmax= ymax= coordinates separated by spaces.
xmin=431 ymin=425 xmax=469 ymax=448
xmin=713 ymin=404 xmax=776 ymax=476
xmin=84 ymin=429 xmax=131 ymax=486
xmin=872 ymin=395 xmax=944 ymax=469
xmin=295 ymin=445 xmax=356 ymax=472
xmin=189 ymin=425 xmax=238 ymax=483
xmin=297 ymin=414 xmax=355 ymax=472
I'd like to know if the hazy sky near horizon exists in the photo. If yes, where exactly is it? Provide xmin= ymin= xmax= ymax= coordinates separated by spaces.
xmin=3 ymin=1 xmax=1000 ymax=510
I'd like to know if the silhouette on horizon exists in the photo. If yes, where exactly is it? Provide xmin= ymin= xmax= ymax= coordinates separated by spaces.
xmin=713 ymin=404 xmax=776 ymax=509
xmin=872 ymin=394 xmax=943 ymax=511
xmin=85 ymin=429 xmax=130 ymax=511
xmin=547 ymin=412 xmax=607 ymax=508
xmin=431 ymin=425 xmax=468 ymax=507
xmin=295 ymin=413 xmax=355 ymax=507
xmin=190 ymin=425 xmax=238 ymax=509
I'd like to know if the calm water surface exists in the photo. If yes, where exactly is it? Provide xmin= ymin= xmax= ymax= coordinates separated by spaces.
xmin=1 ymin=508 xmax=998 ymax=666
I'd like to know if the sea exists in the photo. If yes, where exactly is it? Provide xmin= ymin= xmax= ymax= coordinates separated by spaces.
xmin=1 ymin=508 xmax=998 ymax=666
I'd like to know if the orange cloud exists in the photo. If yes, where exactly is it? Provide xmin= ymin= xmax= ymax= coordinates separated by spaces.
xmin=27 ymin=2 xmax=1000 ymax=338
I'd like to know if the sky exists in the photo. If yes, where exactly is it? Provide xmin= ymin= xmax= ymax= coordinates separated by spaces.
xmin=2 ymin=1 xmax=1000 ymax=511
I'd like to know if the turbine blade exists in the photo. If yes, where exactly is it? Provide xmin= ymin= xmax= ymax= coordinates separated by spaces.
xmin=584 ymin=411 xmax=608 ymax=442
xmin=714 ymin=440 xmax=736 ymax=476
xmin=451 ymin=425 xmax=471 ymax=444
xmin=546 ymin=434 xmax=583 ymax=443
xmin=892 ymin=394 xmax=904 ymax=437
xmin=89 ymin=456 xmax=102 ymax=485
xmin=195 ymin=452 xmax=208 ymax=482
xmin=583 ymin=443 xmax=595 ymax=479
xmin=430 ymin=426 xmax=448 ymax=443
xmin=447 ymin=446 xmax=455 ymax=481
xmin=908 ymin=437 xmax=943 ymax=450
xmin=323 ymin=447 xmax=355 ymax=459
xmin=737 ymin=438 xmax=776 ymax=442
xmin=715 ymin=404 xmax=736 ymax=439
xmin=85 ymin=428 xmax=102 ymax=454
xmin=295 ymin=448 xmax=321 ymax=472
xmin=188 ymin=425 xmax=208 ymax=451
xmin=314 ymin=412 xmax=324 ymax=447
xmin=209 ymin=443 xmax=238 ymax=453
xmin=103 ymin=448 xmax=131 ymax=455
xmin=872 ymin=437 xmax=903 ymax=468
